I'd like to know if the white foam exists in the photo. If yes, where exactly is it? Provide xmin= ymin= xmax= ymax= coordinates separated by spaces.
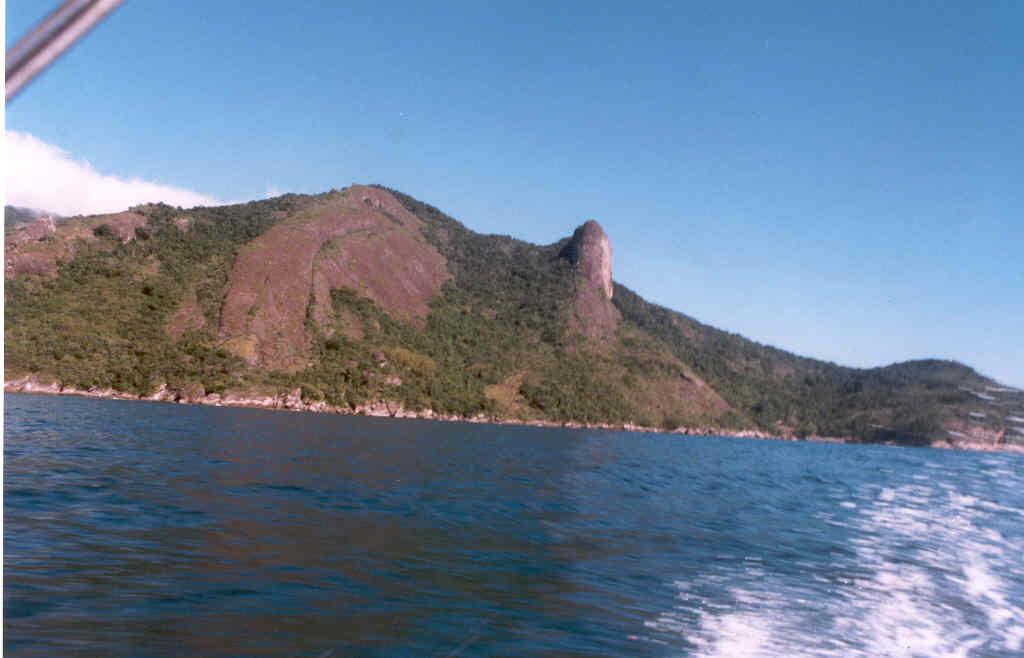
xmin=645 ymin=479 xmax=1024 ymax=657
xmin=692 ymin=607 xmax=776 ymax=658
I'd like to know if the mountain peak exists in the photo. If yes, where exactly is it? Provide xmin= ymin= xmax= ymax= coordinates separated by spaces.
xmin=561 ymin=219 xmax=612 ymax=300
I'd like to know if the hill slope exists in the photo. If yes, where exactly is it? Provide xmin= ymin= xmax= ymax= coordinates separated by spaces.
xmin=5 ymin=185 xmax=1022 ymax=447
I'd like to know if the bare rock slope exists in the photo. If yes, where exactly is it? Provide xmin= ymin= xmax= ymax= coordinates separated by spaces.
xmin=218 ymin=186 xmax=449 ymax=370
xmin=559 ymin=219 xmax=620 ymax=339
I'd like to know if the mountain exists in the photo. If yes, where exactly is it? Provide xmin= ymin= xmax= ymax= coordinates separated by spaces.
xmin=5 ymin=185 xmax=1022 ymax=448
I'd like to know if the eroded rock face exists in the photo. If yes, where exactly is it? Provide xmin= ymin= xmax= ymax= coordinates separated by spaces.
xmin=5 ymin=216 xmax=66 ymax=277
xmin=560 ymin=219 xmax=618 ymax=339
xmin=561 ymin=220 xmax=613 ymax=300
xmin=218 ymin=185 xmax=449 ymax=371
xmin=101 ymin=212 xmax=147 ymax=242
xmin=7 ymin=216 xmax=56 ymax=247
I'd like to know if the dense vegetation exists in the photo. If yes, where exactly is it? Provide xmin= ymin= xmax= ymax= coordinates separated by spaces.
xmin=612 ymin=285 xmax=992 ymax=442
xmin=6 ymin=195 xmax=305 ymax=395
xmin=5 ymin=187 xmax=1017 ymax=444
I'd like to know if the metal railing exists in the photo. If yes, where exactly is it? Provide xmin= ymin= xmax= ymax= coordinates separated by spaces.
xmin=6 ymin=0 xmax=123 ymax=102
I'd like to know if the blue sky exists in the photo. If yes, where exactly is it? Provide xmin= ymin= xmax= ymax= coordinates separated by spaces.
xmin=6 ymin=1 xmax=1023 ymax=386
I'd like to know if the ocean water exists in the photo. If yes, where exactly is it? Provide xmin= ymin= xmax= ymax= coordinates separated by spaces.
xmin=5 ymin=393 xmax=1024 ymax=657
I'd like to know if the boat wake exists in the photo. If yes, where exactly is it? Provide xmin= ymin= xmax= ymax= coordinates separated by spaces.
xmin=646 ymin=478 xmax=1024 ymax=657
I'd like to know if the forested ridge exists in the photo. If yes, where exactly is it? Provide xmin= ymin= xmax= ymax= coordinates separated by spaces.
xmin=5 ymin=186 xmax=1019 ymax=446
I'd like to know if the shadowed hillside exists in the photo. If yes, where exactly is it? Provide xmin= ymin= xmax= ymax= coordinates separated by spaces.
xmin=5 ymin=185 xmax=1021 ymax=447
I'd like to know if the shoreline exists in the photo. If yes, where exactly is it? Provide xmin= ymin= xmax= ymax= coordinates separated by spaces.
xmin=5 ymin=376 xmax=1020 ymax=454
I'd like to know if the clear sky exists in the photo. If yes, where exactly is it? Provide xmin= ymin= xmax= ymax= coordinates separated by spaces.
xmin=6 ymin=1 xmax=1022 ymax=386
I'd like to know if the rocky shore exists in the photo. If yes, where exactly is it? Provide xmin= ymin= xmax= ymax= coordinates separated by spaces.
xmin=5 ymin=375 xmax=1019 ymax=453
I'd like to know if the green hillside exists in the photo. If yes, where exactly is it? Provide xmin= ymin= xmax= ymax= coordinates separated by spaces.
xmin=5 ymin=185 xmax=1020 ymax=446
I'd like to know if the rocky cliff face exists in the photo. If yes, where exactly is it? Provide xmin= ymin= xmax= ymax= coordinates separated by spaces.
xmin=560 ymin=220 xmax=619 ymax=339
xmin=561 ymin=220 xmax=613 ymax=299
xmin=218 ymin=185 xmax=449 ymax=371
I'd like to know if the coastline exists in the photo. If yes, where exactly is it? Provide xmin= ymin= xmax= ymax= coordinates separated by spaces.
xmin=5 ymin=375 xmax=1020 ymax=454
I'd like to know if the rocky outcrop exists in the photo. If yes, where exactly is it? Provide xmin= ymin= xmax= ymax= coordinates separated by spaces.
xmin=4 ymin=374 xmax=62 ymax=395
xmin=8 ymin=375 xmax=1022 ymax=452
xmin=5 ymin=216 xmax=68 ymax=277
xmin=7 ymin=216 xmax=56 ymax=247
xmin=938 ymin=419 xmax=1008 ymax=449
xmin=560 ymin=220 xmax=613 ymax=299
xmin=5 ymin=211 xmax=148 ymax=278
xmin=96 ymin=212 xmax=147 ymax=243
xmin=560 ymin=220 xmax=619 ymax=339
xmin=218 ymin=185 xmax=449 ymax=371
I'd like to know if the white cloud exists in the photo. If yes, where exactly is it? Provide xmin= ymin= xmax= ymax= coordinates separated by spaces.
xmin=5 ymin=130 xmax=220 ymax=215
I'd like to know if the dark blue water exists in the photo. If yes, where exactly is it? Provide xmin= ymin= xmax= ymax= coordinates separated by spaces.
xmin=5 ymin=393 xmax=1024 ymax=657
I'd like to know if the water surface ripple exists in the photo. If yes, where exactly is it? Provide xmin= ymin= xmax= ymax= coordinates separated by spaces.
xmin=5 ymin=393 xmax=1024 ymax=656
